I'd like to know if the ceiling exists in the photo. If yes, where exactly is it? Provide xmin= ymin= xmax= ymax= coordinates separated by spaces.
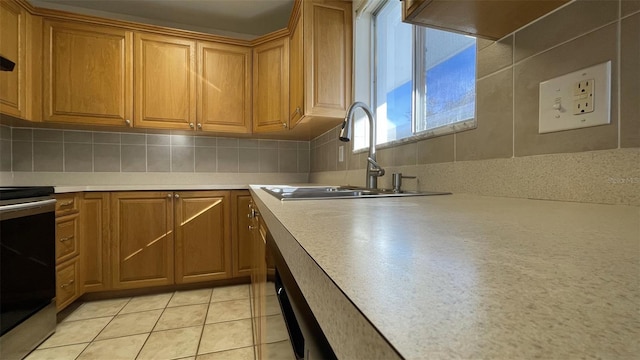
xmin=31 ymin=0 xmax=295 ymax=39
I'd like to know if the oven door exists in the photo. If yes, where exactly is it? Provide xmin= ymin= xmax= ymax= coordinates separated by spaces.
xmin=267 ymin=236 xmax=336 ymax=360
xmin=0 ymin=196 xmax=57 ymax=358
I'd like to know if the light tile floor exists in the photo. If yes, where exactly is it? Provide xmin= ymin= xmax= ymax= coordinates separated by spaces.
xmin=25 ymin=284 xmax=273 ymax=360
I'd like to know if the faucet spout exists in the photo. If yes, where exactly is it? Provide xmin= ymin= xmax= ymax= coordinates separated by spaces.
xmin=339 ymin=102 xmax=384 ymax=189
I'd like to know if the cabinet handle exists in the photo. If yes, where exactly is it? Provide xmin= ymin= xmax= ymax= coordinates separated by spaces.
xmin=167 ymin=194 xmax=172 ymax=198
xmin=59 ymin=235 xmax=74 ymax=242
xmin=296 ymin=106 xmax=301 ymax=114
xmin=189 ymin=123 xmax=194 ymax=129
xmin=125 ymin=119 xmax=131 ymax=127
xmin=174 ymin=194 xmax=180 ymax=198
xmin=197 ymin=123 xmax=202 ymax=130
xmin=59 ymin=199 xmax=74 ymax=206
xmin=60 ymin=279 xmax=75 ymax=288
xmin=248 ymin=225 xmax=256 ymax=230
xmin=282 ymin=122 xmax=287 ymax=128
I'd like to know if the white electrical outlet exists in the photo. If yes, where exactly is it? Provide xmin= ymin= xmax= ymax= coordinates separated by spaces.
xmin=573 ymin=78 xmax=594 ymax=115
xmin=538 ymin=61 xmax=611 ymax=134
xmin=338 ymin=145 xmax=344 ymax=162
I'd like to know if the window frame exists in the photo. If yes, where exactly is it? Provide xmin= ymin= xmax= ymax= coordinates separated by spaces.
xmin=353 ymin=0 xmax=477 ymax=152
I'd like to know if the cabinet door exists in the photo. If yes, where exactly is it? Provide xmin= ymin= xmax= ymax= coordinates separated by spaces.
xmin=288 ymin=8 xmax=304 ymax=127
xmin=134 ymin=33 xmax=196 ymax=130
xmin=0 ymin=0 xmax=26 ymax=117
xmin=55 ymin=213 xmax=79 ymax=264
xmin=402 ymin=0 xmax=568 ymax=40
xmin=43 ymin=20 xmax=133 ymax=126
xmin=249 ymin=200 xmax=266 ymax=358
xmin=198 ymin=42 xmax=252 ymax=133
xmin=402 ymin=0 xmax=427 ymax=19
xmin=255 ymin=215 xmax=268 ymax=358
xmin=304 ymin=0 xmax=352 ymax=117
xmin=111 ymin=192 xmax=174 ymax=289
xmin=80 ymin=192 xmax=111 ymax=292
xmin=56 ymin=257 xmax=80 ymax=311
xmin=231 ymin=190 xmax=253 ymax=278
xmin=174 ymin=191 xmax=231 ymax=283
xmin=253 ymin=37 xmax=289 ymax=133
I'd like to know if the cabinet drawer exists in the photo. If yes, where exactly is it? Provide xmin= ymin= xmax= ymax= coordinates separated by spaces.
xmin=55 ymin=193 xmax=78 ymax=216
xmin=56 ymin=257 xmax=80 ymax=311
xmin=56 ymin=214 xmax=79 ymax=263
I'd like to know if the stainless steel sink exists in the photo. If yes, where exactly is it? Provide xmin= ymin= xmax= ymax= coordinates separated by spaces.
xmin=261 ymin=186 xmax=450 ymax=201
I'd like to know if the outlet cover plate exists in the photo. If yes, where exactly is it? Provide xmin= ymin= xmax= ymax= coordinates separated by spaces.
xmin=538 ymin=61 xmax=611 ymax=134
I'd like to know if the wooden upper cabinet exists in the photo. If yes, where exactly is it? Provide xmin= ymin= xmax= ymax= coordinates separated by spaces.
xmin=0 ymin=0 xmax=26 ymax=118
xmin=288 ymin=0 xmax=353 ymax=128
xmin=110 ymin=192 xmax=174 ymax=290
xmin=134 ymin=33 xmax=196 ymax=130
xmin=288 ymin=6 xmax=304 ymax=126
xmin=43 ymin=20 xmax=132 ymax=126
xmin=174 ymin=191 xmax=231 ymax=284
xmin=402 ymin=0 xmax=569 ymax=40
xmin=253 ymin=37 xmax=289 ymax=133
xmin=303 ymin=0 xmax=352 ymax=118
xmin=403 ymin=0 xmax=425 ymax=17
xmin=198 ymin=42 xmax=252 ymax=133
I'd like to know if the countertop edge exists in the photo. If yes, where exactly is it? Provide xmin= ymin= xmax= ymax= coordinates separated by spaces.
xmin=249 ymin=187 xmax=403 ymax=360
xmin=54 ymin=184 xmax=250 ymax=193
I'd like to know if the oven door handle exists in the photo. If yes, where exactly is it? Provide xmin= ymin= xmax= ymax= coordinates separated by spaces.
xmin=0 ymin=198 xmax=57 ymax=216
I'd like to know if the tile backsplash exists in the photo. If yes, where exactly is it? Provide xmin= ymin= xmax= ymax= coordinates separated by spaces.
xmin=1 ymin=126 xmax=309 ymax=174
xmin=309 ymin=0 xmax=639 ymax=206
xmin=312 ymin=0 xmax=639 ymax=171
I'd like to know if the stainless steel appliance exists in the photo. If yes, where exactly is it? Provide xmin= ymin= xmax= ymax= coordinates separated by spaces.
xmin=0 ymin=187 xmax=57 ymax=360
xmin=267 ymin=237 xmax=336 ymax=360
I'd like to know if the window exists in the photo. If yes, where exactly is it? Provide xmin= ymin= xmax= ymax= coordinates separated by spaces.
xmin=354 ymin=0 xmax=477 ymax=150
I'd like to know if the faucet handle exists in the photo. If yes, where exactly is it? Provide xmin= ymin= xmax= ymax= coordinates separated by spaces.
xmin=367 ymin=156 xmax=383 ymax=169
xmin=392 ymin=173 xmax=416 ymax=193
xmin=366 ymin=157 xmax=385 ymax=177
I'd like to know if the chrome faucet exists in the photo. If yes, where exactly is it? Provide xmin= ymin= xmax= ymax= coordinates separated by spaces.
xmin=339 ymin=102 xmax=385 ymax=189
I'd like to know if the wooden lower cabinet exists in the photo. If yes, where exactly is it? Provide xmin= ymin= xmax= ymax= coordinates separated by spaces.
xmin=55 ymin=213 xmax=79 ymax=263
xmin=55 ymin=193 xmax=81 ymax=311
xmin=109 ymin=190 xmax=247 ymax=290
xmin=52 ymin=190 xmax=251 ymax=304
xmin=80 ymin=192 xmax=111 ymax=292
xmin=174 ymin=191 xmax=232 ymax=283
xmin=250 ymin=200 xmax=268 ymax=359
xmin=232 ymin=190 xmax=253 ymax=278
xmin=56 ymin=256 xmax=80 ymax=311
xmin=111 ymin=192 xmax=174 ymax=290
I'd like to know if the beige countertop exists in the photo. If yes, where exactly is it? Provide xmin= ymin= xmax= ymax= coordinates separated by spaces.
xmin=250 ymin=186 xmax=640 ymax=359
xmin=54 ymin=184 xmax=250 ymax=193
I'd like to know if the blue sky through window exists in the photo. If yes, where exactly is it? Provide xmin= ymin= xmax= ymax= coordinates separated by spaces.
xmin=384 ymin=42 xmax=476 ymax=135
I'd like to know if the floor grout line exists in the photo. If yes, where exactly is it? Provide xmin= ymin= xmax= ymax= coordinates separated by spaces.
xmin=31 ymin=286 xmax=260 ymax=360
xmin=194 ymin=290 xmax=215 ymax=357
xmin=134 ymin=291 xmax=174 ymax=360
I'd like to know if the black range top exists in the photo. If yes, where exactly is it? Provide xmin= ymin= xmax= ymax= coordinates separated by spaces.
xmin=0 ymin=187 xmax=55 ymax=201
